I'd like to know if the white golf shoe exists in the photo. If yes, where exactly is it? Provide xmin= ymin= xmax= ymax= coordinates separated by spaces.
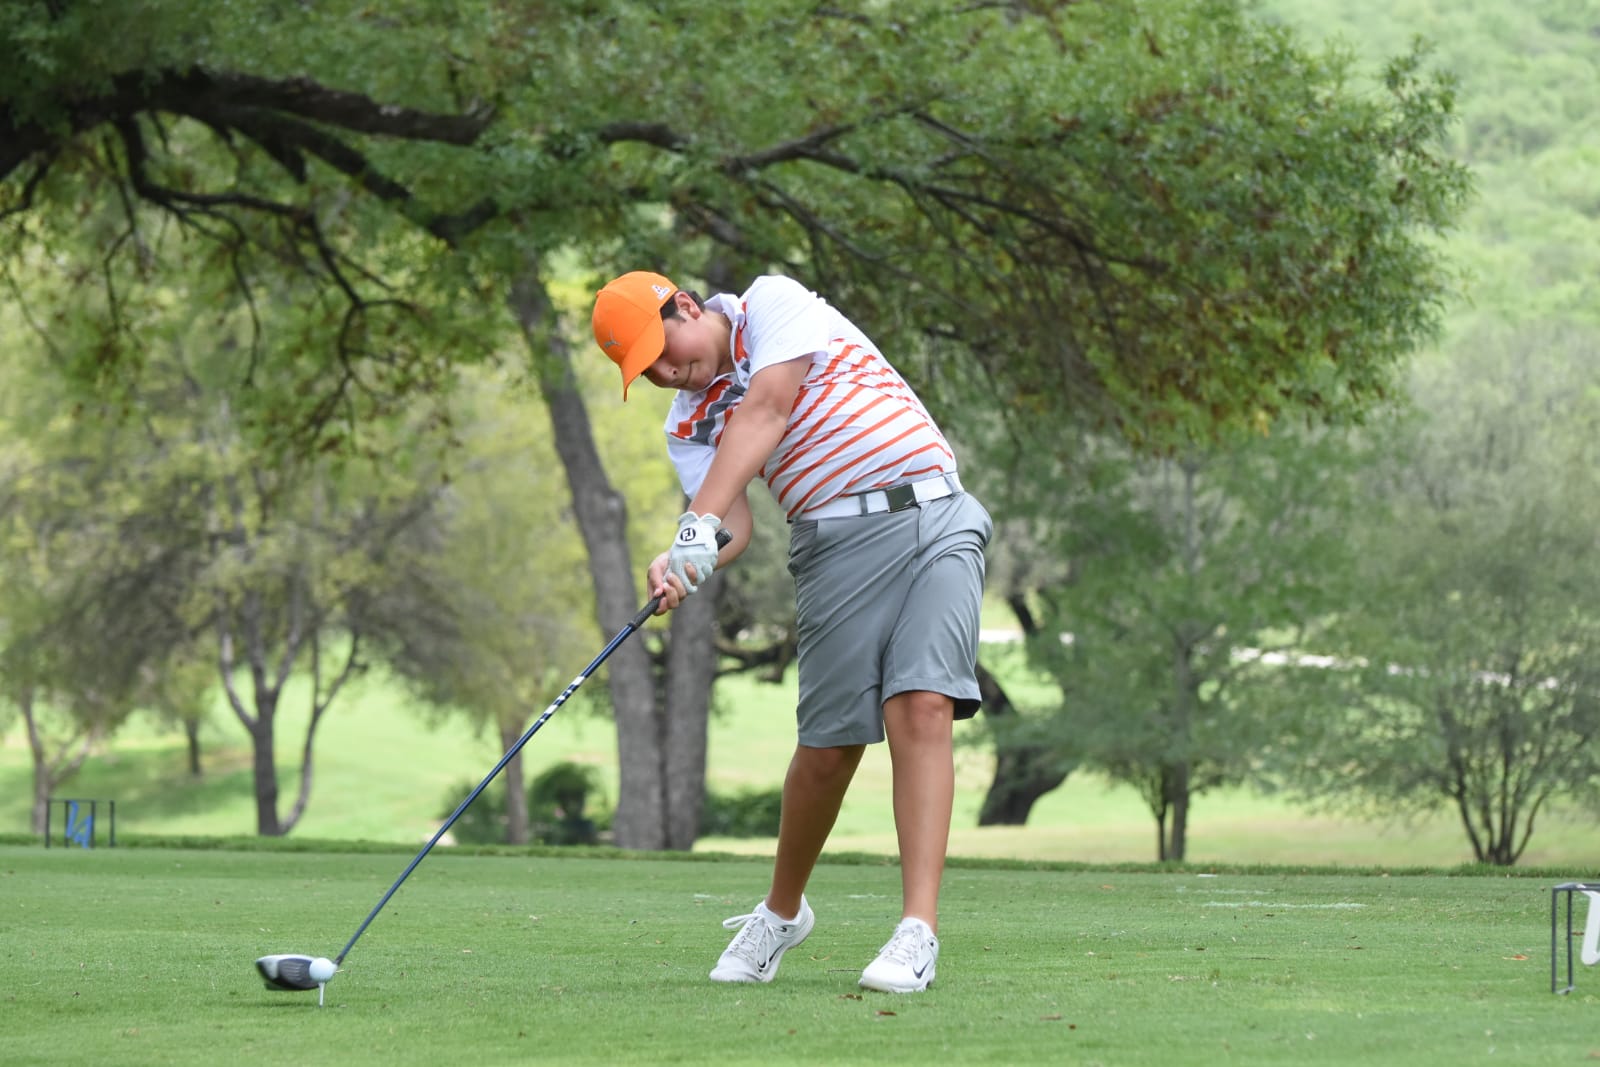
xmin=709 ymin=897 xmax=815 ymax=983
xmin=859 ymin=917 xmax=939 ymax=993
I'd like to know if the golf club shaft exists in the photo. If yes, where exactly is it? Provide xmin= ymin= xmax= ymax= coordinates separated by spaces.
xmin=334 ymin=532 xmax=729 ymax=964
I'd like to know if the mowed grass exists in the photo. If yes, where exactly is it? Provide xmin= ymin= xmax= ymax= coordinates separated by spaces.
xmin=2 ymin=845 xmax=1596 ymax=1067
xmin=1 ymin=645 xmax=1596 ymax=868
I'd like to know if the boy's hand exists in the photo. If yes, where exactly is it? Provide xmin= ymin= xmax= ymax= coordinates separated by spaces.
xmin=666 ymin=511 xmax=722 ymax=595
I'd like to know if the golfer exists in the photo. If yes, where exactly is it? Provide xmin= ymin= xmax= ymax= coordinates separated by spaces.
xmin=591 ymin=271 xmax=991 ymax=993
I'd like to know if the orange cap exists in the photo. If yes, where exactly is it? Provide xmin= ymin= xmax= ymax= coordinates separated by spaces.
xmin=592 ymin=271 xmax=677 ymax=399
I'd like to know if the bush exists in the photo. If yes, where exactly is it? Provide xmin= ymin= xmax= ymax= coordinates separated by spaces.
xmin=528 ymin=762 xmax=604 ymax=846
xmin=699 ymin=786 xmax=784 ymax=838
xmin=435 ymin=780 xmax=510 ymax=846
xmin=434 ymin=762 xmax=609 ymax=846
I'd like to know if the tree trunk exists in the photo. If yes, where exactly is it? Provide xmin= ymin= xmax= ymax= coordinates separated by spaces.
xmin=23 ymin=687 xmax=48 ymax=835
xmin=976 ymin=662 xmax=1071 ymax=825
xmin=978 ymin=594 xmax=1071 ymax=826
xmin=1166 ymin=468 xmax=1198 ymax=863
xmin=249 ymin=714 xmax=283 ymax=835
xmin=184 ymin=716 xmax=203 ymax=777
xmin=1169 ymin=760 xmax=1190 ymax=862
xmin=276 ymin=630 xmax=360 ymax=836
xmin=218 ymin=615 xmax=288 ymax=836
xmin=507 ymin=263 xmax=666 ymax=850
xmin=32 ymin=743 xmax=49 ymax=836
xmin=1154 ymin=791 xmax=1171 ymax=861
xmin=500 ymin=719 xmax=530 ymax=845
xmin=21 ymin=686 xmax=100 ymax=835
xmin=662 ymin=580 xmax=721 ymax=850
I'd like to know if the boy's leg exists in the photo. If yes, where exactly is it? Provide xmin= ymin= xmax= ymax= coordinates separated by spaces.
xmin=859 ymin=689 xmax=950 ymax=993
xmin=881 ymin=689 xmax=955 ymax=928
xmin=766 ymin=742 xmax=865 ymax=919
xmin=876 ymin=493 xmax=989 ymax=930
xmin=709 ymin=742 xmax=860 ymax=984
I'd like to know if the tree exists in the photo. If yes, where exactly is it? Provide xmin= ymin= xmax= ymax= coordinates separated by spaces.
xmin=0 ymin=340 xmax=198 ymax=831
xmin=0 ymin=467 xmax=119 ymax=832
xmin=4 ymin=0 xmax=1470 ymax=847
xmin=351 ymin=368 xmax=605 ymax=846
xmin=2 ymin=0 xmax=500 ymax=446
xmin=997 ymin=428 xmax=1365 ymax=860
xmin=11 ymin=289 xmax=451 ymax=836
xmin=1262 ymin=0 xmax=1600 ymax=328
xmin=1287 ymin=324 xmax=1600 ymax=864
xmin=508 ymin=265 xmax=731 ymax=850
xmin=207 ymin=462 xmax=379 ymax=836
xmin=6 ymin=1 xmax=1467 ymax=445
xmin=964 ymin=500 xmax=1079 ymax=826
xmin=138 ymin=650 xmax=216 ymax=778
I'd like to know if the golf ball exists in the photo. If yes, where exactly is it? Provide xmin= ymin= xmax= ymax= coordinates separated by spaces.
xmin=308 ymin=957 xmax=337 ymax=983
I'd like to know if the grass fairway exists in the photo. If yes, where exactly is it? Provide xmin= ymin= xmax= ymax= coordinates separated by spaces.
xmin=3 ymin=844 xmax=1595 ymax=1066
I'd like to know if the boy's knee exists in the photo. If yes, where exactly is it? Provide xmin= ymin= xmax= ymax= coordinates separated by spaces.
xmin=792 ymin=744 xmax=864 ymax=783
xmin=885 ymin=691 xmax=955 ymax=744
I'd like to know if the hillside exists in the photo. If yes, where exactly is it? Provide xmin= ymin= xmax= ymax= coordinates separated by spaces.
xmin=1261 ymin=0 xmax=1600 ymax=327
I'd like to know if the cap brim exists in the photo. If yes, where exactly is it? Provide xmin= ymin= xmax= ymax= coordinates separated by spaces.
xmin=617 ymin=317 xmax=666 ymax=400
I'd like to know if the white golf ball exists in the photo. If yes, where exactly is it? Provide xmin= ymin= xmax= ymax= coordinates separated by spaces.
xmin=308 ymin=957 xmax=337 ymax=983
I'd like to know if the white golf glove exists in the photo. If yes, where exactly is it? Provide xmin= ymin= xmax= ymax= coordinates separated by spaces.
xmin=667 ymin=511 xmax=723 ymax=594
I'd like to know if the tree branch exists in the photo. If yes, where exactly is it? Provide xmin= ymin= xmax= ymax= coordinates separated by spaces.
xmin=4 ymin=66 xmax=500 ymax=241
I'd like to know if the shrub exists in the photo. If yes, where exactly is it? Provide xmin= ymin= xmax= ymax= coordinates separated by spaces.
xmin=435 ymin=780 xmax=509 ymax=846
xmin=528 ymin=762 xmax=604 ymax=846
xmin=699 ymin=786 xmax=784 ymax=838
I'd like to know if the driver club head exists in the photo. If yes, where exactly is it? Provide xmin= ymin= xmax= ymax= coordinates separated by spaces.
xmin=256 ymin=954 xmax=321 ymax=992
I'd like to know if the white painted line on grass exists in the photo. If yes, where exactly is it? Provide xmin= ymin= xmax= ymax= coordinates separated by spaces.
xmin=1200 ymin=901 xmax=1367 ymax=910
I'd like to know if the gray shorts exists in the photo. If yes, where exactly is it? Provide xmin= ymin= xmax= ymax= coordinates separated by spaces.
xmin=786 ymin=491 xmax=992 ymax=747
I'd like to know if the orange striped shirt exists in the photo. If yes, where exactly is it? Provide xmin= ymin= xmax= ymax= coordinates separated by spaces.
xmin=665 ymin=276 xmax=956 ymax=518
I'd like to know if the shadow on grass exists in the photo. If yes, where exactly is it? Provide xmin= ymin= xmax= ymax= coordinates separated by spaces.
xmin=36 ymin=742 xmax=259 ymax=821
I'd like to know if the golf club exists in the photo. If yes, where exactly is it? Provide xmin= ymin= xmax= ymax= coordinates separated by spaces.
xmin=256 ymin=530 xmax=730 ymax=1003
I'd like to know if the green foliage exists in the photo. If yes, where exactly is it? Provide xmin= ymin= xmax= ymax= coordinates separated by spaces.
xmin=434 ymin=777 xmax=510 ymax=846
xmin=1283 ymin=324 xmax=1600 ymax=863
xmin=363 ymin=368 xmax=598 ymax=710
xmin=0 ymin=240 xmax=493 ymax=833
xmin=528 ymin=761 xmax=600 ymax=812
xmin=699 ymin=785 xmax=784 ymax=839
xmin=957 ymin=0 xmax=1598 ymax=864
xmin=3 ymin=0 xmax=517 ymax=453
xmin=1 ymin=0 xmax=1583 ymax=864
xmin=528 ymin=760 xmax=605 ymax=846
xmin=4 ymin=0 xmax=1468 ymax=455
xmin=439 ymin=761 xmax=609 ymax=846
xmin=1261 ymin=0 xmax=1600 ymax=325
xmin=1009 ymin=427 xmax=1370 ymax=858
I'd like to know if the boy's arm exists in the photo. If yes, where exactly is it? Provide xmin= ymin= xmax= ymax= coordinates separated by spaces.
xmin=651 ymin=356 xmax=809 ymax=608
xmin=687 ymin=355 xmax=809 ymax=524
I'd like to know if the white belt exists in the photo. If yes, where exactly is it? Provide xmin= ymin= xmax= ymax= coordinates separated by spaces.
xmin=798 ymin=473 xmax=963 ymax=521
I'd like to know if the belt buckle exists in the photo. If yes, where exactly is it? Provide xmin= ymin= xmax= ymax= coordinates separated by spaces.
xmin=884 ymin=483 xmax=918 ymax=513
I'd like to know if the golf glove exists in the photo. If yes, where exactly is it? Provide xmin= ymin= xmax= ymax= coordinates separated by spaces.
xmin=668 ymin=511 xmax=723 ymax=594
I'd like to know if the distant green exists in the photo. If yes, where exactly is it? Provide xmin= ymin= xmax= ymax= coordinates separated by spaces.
xmin=5 ymin=667 xmax=1597 ymax=868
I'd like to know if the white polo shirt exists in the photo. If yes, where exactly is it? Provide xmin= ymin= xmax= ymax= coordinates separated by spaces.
xmin=664 ymin=276 xmax=957 ymax=519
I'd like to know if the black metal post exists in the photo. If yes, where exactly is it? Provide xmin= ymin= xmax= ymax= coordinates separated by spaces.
xmin=1552 ymin=882 xmax=1599 ymax=995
